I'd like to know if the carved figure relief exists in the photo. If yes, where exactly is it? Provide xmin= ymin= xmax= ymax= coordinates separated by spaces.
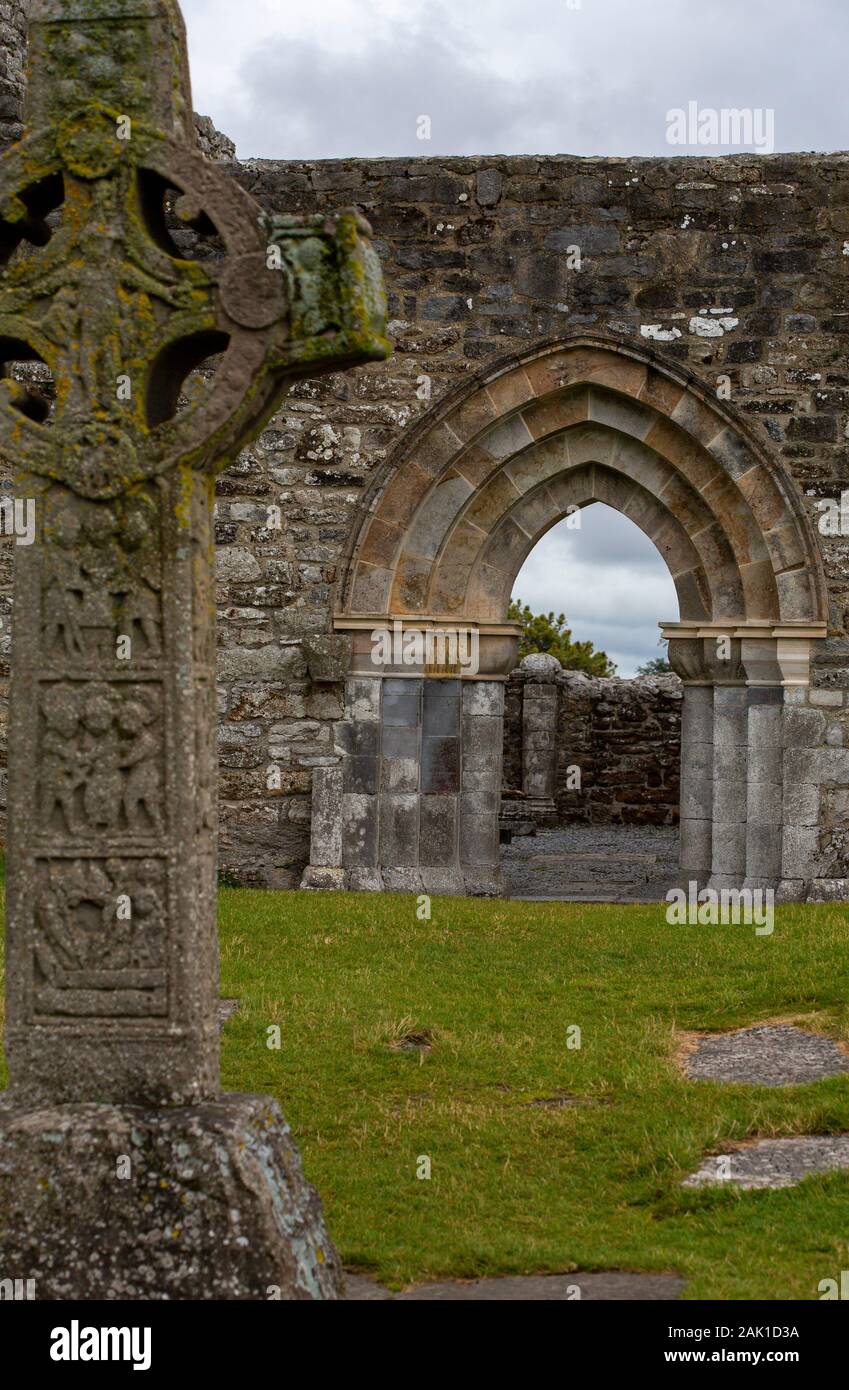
xmin=39 ymin=681 xmax=164 ymax=837
xmin=33 ymin=856 xmax=168 ymax=1018
xmin=41 ymin=487 xmax=162 ymax=666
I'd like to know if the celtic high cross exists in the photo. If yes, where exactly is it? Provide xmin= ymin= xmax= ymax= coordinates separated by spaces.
xmin=0 ymin=0 xmax=388 ymax=1299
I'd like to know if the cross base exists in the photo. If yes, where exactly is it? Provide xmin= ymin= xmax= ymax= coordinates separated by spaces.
xmin=0 ymin=1095 xmax=342 ymax=1299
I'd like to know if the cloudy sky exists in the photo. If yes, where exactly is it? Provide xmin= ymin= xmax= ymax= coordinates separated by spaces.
xmin=180 ymin=0 xmax=844 ymax=674
xmin=512 ymin=507 xmax=677 ymax=676
xmin=181 ymin=0 xmax=848 ymax=161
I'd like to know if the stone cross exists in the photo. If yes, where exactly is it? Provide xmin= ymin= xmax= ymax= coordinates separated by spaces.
xmin=0 ymin=0 xmax=388 ymax=1299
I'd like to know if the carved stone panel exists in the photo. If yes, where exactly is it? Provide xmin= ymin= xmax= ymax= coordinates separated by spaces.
xmin=32 ymin=854 xmax=168 ymax=1020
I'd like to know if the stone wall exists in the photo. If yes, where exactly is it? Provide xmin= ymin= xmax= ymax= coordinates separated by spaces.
xmin=4 ymin=16 xmax=849 ymax=887
xmin=502 ymin=660 xmax=682 ymax=826
xmin=211 ymin=147 xmax=849 ymax=886
xmin=0 ymin=0 xmax=29 ymax=147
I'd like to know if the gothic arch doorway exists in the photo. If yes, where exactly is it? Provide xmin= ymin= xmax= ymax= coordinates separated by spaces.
xmin=306 ymin=335 xmax=827 ymax=897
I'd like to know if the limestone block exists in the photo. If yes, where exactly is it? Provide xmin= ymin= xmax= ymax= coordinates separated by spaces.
xmin=478 ymin=414 xmax=534 ymax=462
xmin=421 ymin=736 xmax=461 ymax=793
xmin=378 ymin=793 xmax=419 ymax=866
xmin=784 ymin=779 xmax=819 ymax=828
xmin=680 ymin=818 xmax=713 ymax=877
xmin=381 ymin=756 xmax=419 ymax=793
xmin=422 ymin=679 xmax=462 ymax=736
xmin=712 ymin=778 xmax=748 ymax=826
xmin=459 ymin=792 xmax=500 ymax=866
xmin=420 ymin=795 xmax=458 ymax=866
xmin=309 ymin=765 xmax=343 ymax=867
xmin=711 ymin=822 xmax=748 ymax=877
xmin=303 ymin=634 xmax=353 ymax=683
xmin=382 ymin=724 xmax=419 ymax=760
xmin=747 ymin=781 xmax=783 ymax=826
xmin=782 ymin=825 xmax=824 ymax=879
xmin=347 ymin=867 xmax=385 ymax=892
xmin=346 ymin=676 xmax=381 ymax=723
xmin=383 ymin=678 xmax=422 ymax=726
xmin=679 ymin=774 xmax=714 ymax=821
xmin=382 ymin=867 xmax=425 ymax=893
xmin=784 ymin=747 xmax=849 ymax=785
xmin=782 ymin=706 xmax=826 ymax=749
xmin=746 ymin=821 xmax=783 ymax=876
xmin=463 ymin=680 xmax=506 ymax=716
xmin=420 ymin=867 xmax=465 ymax=896
xmin=342 ymin=793 xmax=378 ymax=868
xmin=462 ymin=866 xmax=503 ymax=897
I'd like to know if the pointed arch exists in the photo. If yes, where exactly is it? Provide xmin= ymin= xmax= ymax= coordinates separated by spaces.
xmin=339 ymin=335 xmax=827 ymax=628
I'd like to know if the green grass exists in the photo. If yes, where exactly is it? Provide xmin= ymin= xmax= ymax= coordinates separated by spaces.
xmin=3 ymin=885 xmax=849 ymax=1298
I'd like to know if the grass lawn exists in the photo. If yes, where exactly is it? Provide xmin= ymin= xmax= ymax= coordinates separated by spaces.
xmin=3 ymin=883 xmax=849 ymax=1299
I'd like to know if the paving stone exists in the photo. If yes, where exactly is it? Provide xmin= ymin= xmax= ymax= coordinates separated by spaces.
xmin=683 ymin=1024 xmax=849 ymax=1087
xmin=502 ymin=825 xmax=679 ymax=900
xmin=683 ymin=1135 xmax=849 ymax=1190
xmin=345 ymin=1271 xmax=684 ymax=1300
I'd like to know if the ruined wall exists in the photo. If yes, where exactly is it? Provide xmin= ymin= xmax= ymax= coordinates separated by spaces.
xmin=3 ymin=17 xmax=849 ymax=883
xmin=502 ymin=666 xmax=682 ymax=826
xmin=211 ymin=148 xmax=849 ymax=883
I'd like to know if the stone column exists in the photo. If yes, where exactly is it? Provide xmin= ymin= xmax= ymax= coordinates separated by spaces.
xmin=0 ymin=0 xmax=389 ymax=1299
xmin=775 ymin=638 xmax=819 ymax=902
xmin=461 ymin=679 xmax=505 ymax=895
xmin=668 ymin=638 xmax=714 ymax=888
xmin=304 ymin=762 xmax=345 ymax=889
xmin=519 ymin=653 xmax=561 ymax=825
xmin=688 ymin=637 xmax=748 ymax=889
xmin=741 ymin=639 xmax=784 ymax=890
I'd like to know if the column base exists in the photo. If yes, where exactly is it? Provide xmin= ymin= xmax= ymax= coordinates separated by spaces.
xmin=776 ymin=878 xmax=810 ymax=903
xmin=462 ymin=866 xmax=503 ymax=897
xmin=0 ymin=1094 xmax=342 ymax=1300
xmin=300 ymin=865 xmax=347 ymax=891
xmin=300 ymin=864 xmax=504 ymax=898
xmin=706 ymin=873 xmax=748 ymax=891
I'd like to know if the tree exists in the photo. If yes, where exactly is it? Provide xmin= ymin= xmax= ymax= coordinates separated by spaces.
xmin=508 ymin=599 xmax=616 ymax=676
xmin=637 ymin=639 xmax=673 ymax=675
xmin=636 ymin=655 xmax=673 ymax=675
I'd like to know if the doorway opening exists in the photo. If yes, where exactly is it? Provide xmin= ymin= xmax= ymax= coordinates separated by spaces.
xmin=500 ymin=502 xmax=682 ymax=901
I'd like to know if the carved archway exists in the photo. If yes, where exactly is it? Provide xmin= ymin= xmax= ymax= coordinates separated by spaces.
xmin=341 ymin=335 xmax=826 ymax=629
xmin=305 ymin=336 xmax=828 ymax=898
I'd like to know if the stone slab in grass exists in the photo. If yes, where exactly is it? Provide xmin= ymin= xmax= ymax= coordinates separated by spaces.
xmin=345 ymin=1272 xmax=684 ymax=1300
xmin=682 ymin=1025 xmax=849 ymax=1087
xmin=683 ymin=1135 xmax=849 ymax=1191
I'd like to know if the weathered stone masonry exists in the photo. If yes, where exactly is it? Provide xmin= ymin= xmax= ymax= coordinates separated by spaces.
xmin=502 ymin=655 xmax=682 ymax=829
xmin=4 ymin=3 xmax=849 ymax=898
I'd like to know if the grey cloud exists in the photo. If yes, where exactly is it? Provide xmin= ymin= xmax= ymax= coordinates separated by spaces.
xmin=201 ymin=0 xmax=849 ymax=160
xmin=513 ymin=506 xmax=678 ymax=676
